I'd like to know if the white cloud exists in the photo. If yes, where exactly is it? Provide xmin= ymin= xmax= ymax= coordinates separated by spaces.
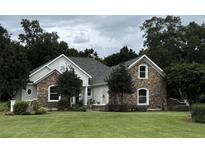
xmin=0 ymin=15 xmax=204 ymax=57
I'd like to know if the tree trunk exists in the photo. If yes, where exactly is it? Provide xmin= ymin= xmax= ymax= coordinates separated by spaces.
xmin=67 ymin=96 xmax=71 ymax=108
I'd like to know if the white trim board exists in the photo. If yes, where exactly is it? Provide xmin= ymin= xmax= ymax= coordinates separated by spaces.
xmin=33 ymin=69 xmax=61 ymax=84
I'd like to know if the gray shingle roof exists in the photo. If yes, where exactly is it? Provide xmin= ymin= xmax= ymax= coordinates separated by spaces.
xmin=29 ymin=54 xmax=142 ymax=85
xmin=92 ymin=56 xmax=141 ymax=84
xmin=68 ymin=57 xmax=110 ymax=85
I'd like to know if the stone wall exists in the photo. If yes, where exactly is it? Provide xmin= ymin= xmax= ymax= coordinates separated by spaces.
xmin=109 ymin=58 xmax=167 ymax=110
xmin=36 ymin=71 xmax=59 ymax=106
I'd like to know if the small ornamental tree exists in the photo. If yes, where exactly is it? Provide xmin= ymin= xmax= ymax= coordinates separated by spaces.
xmin=106 ymin=64 xmax=135 ymax=104
xmin=56 ymin=68 xmax=82 ymax=107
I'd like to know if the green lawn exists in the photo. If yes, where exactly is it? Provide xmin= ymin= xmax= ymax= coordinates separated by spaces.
xmin=0 ymin=111 xmax=205 ymax=137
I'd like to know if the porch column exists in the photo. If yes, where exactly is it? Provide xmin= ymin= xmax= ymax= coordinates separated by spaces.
xmin=84 ymin=86 xmax=88 ymax=105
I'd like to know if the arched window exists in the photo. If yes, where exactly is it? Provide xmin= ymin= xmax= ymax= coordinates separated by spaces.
xmin=137 ymin=88 xmax=149 ymax=105
xmin=138 ymin=64 xmax=148 ymax=79
xmin=48 ymin=85 xmax=60 ymax=102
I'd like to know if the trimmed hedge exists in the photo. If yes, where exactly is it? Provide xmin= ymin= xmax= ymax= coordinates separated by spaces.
xmin=13 ymin=101 xmax=28 ymax=115
xmin=191 ymin=104 xmax=205 ymax=123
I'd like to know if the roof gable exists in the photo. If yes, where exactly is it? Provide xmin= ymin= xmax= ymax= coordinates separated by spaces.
xmin=29 ymin=54 xmax=92 ymax=78
xmin=128 ymin=55 xmax=165 ymax=77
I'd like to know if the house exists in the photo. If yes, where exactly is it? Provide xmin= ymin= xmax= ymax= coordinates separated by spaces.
xmin=14 ymin=54 xmax=167 ymax=110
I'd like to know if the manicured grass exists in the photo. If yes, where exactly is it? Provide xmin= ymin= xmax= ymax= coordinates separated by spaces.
xmin=0 ymin=111 xmax=205 ymax=137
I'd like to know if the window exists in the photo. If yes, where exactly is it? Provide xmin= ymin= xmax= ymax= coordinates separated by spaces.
xmin=48 ymin=85 xmax=60 ymax=102
xmin=137 ymin=88 xmax=149 ymax=105
xmin=139 ymin=64 xmax=148 ymax=79
xmin=27 ymin=89 xmax=32 ymax=95
xmin=87 ymin=87 xmax=92 ymax=97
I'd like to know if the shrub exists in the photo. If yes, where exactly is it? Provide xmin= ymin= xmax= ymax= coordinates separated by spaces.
xmin=57 ymin=100 xmax=68 ymax=111
xmin=199 ymin=94 xmax=205 ymax=103
xmin=0 ymin=102 xmax=9 ymax=112
xmin=13 ymin=101 xmax=28 ymax=115
xmin=31 ymin=100 xmax=41 ymax=112
xmin=107 ymin=104 xmax=121 ymax=112
xmin=168 ymin=105 xmax=189 ymax=111
xmin=35 ymin=107 xmax=48 ymax=114
xmin=136 ymin=106 xmax=148 ymax=112
xmin=191 ymin=104 xmax=205 ymax=123
xmin=75 ymin=106 xmax=87 ymax=112
xmin=69 ymin=105 xmax=87 ymax=112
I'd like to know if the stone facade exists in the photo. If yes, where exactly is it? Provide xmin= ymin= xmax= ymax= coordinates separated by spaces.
xmin=36 ymin=71 xmax=59 ymax=107
xmin=110 ymin=57 xmax=167 ymax=110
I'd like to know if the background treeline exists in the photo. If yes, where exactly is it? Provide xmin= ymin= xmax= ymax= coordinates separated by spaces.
xmin=0 ymin=16 xmax=205 ymax=104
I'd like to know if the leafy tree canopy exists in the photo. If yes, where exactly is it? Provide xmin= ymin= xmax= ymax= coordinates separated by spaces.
xmin=0 ymin=25 xmax=30 ymax=99
xmin=19 ymin=19 xmax=103 ymax=70
xmin=165 ymin=63 xmax=205 ymax=104
xmin=140 ymin=16 xmax=205 ymax=68
xmin=57 ymin=68 xmax=82 ymax=105
xmin=103 ymin=46 xmax=138 ymax=66
xmin=106 ymin=64 xmax=134 ymax=104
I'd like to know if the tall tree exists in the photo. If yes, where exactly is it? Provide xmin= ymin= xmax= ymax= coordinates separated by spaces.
xmin=106 ymin=64 xmax=135 ymax=104
xmin=140 ymin=16 xmax=183 ymax=68
xmin=19 ymin=19 xmax=70 ymax=69
xmin=19 ymin=19 xmax=43 ymax=47
xmin=104 ymin=46 xmax=138 ymax=66
xmin=180 ymin=22 xmax=205 ymax=64
xmin=0 ymin=26 xmax=30 ymax=100
xmin=19 ymin=19 xmax=103 ymax=70
xmin=140 ymin=16 xmax=205 ymax=68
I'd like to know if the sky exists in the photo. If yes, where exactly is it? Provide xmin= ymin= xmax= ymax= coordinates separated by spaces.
xmin=0 ymin=15 xmax=204 ymax=57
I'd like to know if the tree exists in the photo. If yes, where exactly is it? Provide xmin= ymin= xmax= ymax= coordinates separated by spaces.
xmin=165 ymin=63 xmax=205 ymax=104
xmin=78 ymin=48 xmax=103 ymax=62
xmin=140 ymin=16 xmax=205 ymax=68
xmin=104 ymin=46 xmax=138 ymax=66
xmin=19 ymin=19 xmax=70 ymax=69
xmin=56 ymin=68 xmax=82 ymax=107
xmin=106 ymin=64 xmax=135 ymax=104
xmin=0 ymin=25 xmax=30 ymax=100
xmin=140 ymin=16 xmax=183 ymax=68
xmin=18 ymin=19 xmax=43 ymax=47
xmin=27 ymin=32 xmax=69 ymax=69
xmin=180 ymin=22 xmax=205 ymax=64
xmin=19 ymin=19 xmax=103 ymax=70
xmin=0 ymin=43 xmax=30 ymax=100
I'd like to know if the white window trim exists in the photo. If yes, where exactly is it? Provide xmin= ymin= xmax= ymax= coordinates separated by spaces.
xmin=137 ymin=88 xmax=149 ymax=105
xmin=87 ymin=87 xmax=92 ymax=97
xmin=138 ymin=64 xmax=148 ymax=79
xmin=48 ymin=85 xmax=61 ymax=102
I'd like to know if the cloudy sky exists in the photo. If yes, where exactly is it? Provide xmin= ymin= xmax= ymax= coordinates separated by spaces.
xmin=0 ymin=15 xmax=204 ymax=57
